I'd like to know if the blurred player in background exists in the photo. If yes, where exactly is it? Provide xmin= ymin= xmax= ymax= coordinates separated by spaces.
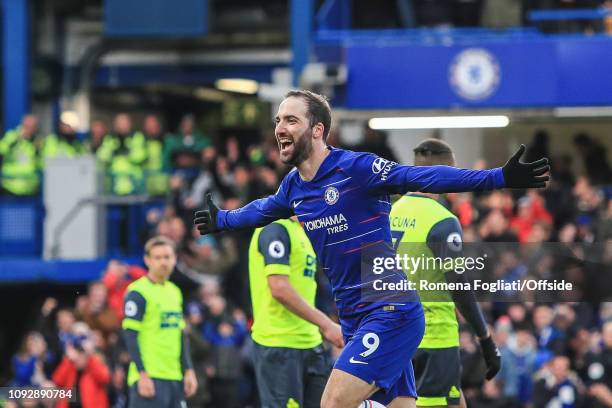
xmin=122 ymin=236 xmax=198 ymax=408
xmin=195 ymin=89 xmax=549 ymax=408
xmin=390 ymin=139 xmax=501 ymax=408
xmin=249 ymin=217 xmax=343 ymax=407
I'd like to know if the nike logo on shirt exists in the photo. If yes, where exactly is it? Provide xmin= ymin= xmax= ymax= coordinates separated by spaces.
xmin=349 ymin=357 xmax=368 ymax=365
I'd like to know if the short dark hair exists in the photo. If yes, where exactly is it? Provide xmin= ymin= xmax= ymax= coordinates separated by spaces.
xmin=413 ymin=138 xmax=455 ymax=166
xmin=285 ymin=89 xmax=332 ymax=141
xmin=144 ymin=236 xmax=176 ymax=255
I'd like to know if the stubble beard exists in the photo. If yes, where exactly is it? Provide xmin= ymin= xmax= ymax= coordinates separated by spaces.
xmin=285 ymin=127 xmax=313 ymax=167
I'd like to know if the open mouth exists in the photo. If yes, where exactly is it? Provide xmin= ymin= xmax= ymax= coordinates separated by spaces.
xmin=278 ymin=138 xmax=294 ymax=152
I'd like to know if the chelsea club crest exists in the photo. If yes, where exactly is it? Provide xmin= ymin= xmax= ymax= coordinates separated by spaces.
xmin=449 ymin=48 xmax=500 ymax=101
xmin=324 ymin=186 xmax=340 ymax=205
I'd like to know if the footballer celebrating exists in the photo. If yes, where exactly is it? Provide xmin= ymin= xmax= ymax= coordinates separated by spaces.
xmin=195 ymin=90 xmax=549 ymax=408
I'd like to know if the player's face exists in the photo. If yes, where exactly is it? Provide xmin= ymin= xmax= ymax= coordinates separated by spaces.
xmin=144 ymin=244 xmax=176 ymax=280
xmin=274 ymin=97 xmax=313 ymax=166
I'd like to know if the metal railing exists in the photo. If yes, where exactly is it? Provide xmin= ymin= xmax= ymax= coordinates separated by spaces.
xmin=49 ymin=194 xmax=151 ymax=259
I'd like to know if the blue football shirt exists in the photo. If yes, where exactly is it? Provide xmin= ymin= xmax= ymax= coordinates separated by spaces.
xmin=217 ymin=147 xmax=504 ymax=318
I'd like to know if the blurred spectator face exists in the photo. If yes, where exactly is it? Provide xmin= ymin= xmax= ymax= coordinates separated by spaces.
xmin=573 ymin=177 xmax=591 ymax=199
xmin=266 ymin=144 xmax=281 ymax=163
xmin=554 ymin=304 xmax=576 ymax=330
xmin=113 ymin=366 xmax=126 ymax=390
xmin=206 ymin=295 xmax=226 ymax=316
xmin=76 ymin=295 xmax=90 ymax=316
xmin=71 ymin=322 xmax=94 ymax=353
xmin=463 ymin=226 xmax=477 ymax=242
xmin=233 ymin=166 xmax=249 ymax=186
xmin=534 ymin=305 xmax=553 ymax=330
xmin=494 ymin=317 xmax=512 ymax=346
xmin=91 ymin=329 xmax=105 ymax=351
xmin=535 ymin=254 xmax=554 ymax=277
xmin=486 ymin=191 xmax=511 ymax=211
xmin=144 ymin=115 xmax=162 ymax=138
xmin=26 ymin=332 xmax=46 ymax=357
xmin=218 ymin=321 xmax=235 ymax=337
xmin=274 ymin=96 xmax=315 ymax=166
xmin=58 ymin=122 xmax=77 ymax=137
xmin=56 ymin=309 xmax=76 ymax=333
xmin=517 ymin=198 xmax=532 ymax=219
xmin=156 ymin=216 xmax=186 ymax=243
xmin=187 ymin=306 xmax=202 ymax=326
xmin=21 ymin=114 xmax=38 ymax=139
xmin=202 ymin=146 xmax=217 ymax=164
xmin=488 ymin=210 xmax=509 ymax=235
xmin=192 ymin=230 xmax=216 ymax=259
xmin=603 ymin=321 xmax=612 ymax=349
xmin=529 ymin=222 xmax=551 ymax=243
xmin=495 ymin=328 xmax=510 ymax=346
xmin=559 ymin=224 xmax=577 ymax=243
xmin=72 ymin=321 xmax=91 ymax=338
xmin=459 ymin=330 xmax=476 ymax=352
xmin=144 ymin=243 xmax=177 ymax=280
xmin=106 ymin=260 xmax=128 ymax=278
xmin=482 ymin=379 xmax=502 ymax=398
xmin=550 ymin=356 xmax=570 ymax=382
xmin=168 ymin=217 xmax=186 ymax=242
xmin=90 ymin=120 xmax=107 ymax=145
xmin=224 ymin=197 xmax=241 ymax=210
xmin=590 ymin=330 xmax=603 ymax=352
xmin=88 ymin=282 xmax=108 ymax=310
xmin=516 ymin=329 xmax=535 ymax=349
xmin=258 ymin=166 xmax=278 ymax=188
xmin=113 ymin=113 xmax=132 ymax=135
xmin=180 ymin=115 xmax=195 ymax=135
xmin=500 ymin=251 xmax=520 ymax=270
xmin=169 ymin=175 xmax=184 ymax=191
xmin=569 ymin=328 xmax=590 ymax=355
xmin=216 ymin=156 xmax=229 ymax=175
xmin=508 ymin=303 xmax=527 ymax=324
xmin=226 ymin=137 xmax=239 ymax=160
xmin=199 ymin=282 xmax=220 ymax=304
xmin=473 ymin=158 xmax=487 ymax=170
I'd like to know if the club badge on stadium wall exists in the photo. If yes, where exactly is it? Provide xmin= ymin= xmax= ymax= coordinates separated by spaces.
xmin=449 ymin=48 xmax=501 ymax=101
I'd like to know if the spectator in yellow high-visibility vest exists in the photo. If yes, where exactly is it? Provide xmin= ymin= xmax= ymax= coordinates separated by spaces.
xmin=0 ymin=114 xmax=41 ymax=196
xmin=142 ymin=114 xmax=168 ymax=197
xmin=86 ymin=119 xmax=108 ymax=154
xmin=97 ymin=113 xmax=147 ymax=195
xmin=39 ymin=111 xmax=86 ymax=166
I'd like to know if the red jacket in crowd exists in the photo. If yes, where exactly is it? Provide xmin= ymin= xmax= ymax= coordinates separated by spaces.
xmin=102 ymin=264 xmax=146 ymax=320
xmin=52 ymin=354 xmax=111 ymax=408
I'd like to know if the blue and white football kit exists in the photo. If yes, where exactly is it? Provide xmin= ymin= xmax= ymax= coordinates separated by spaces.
xmin=217 ymin=147 xmax=506 ymax=404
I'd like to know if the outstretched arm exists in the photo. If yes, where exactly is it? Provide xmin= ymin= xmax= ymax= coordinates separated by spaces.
xmin=195 ymin=190 xmax=293 ymax=235
xmin=359 ymin=145 xmax=549 ymax=195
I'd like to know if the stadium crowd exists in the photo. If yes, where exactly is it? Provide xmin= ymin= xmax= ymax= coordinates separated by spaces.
xmin=2 ymin=111 xmax=612 ymax=407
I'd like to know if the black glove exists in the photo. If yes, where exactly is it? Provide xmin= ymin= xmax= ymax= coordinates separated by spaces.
xmin=194 ymin=193 xmax=220 ymax=235
xmin=479 ymin=336 xmax=501 ymax=380
xmin=502 ymin=144 xmax=550 ymax=189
